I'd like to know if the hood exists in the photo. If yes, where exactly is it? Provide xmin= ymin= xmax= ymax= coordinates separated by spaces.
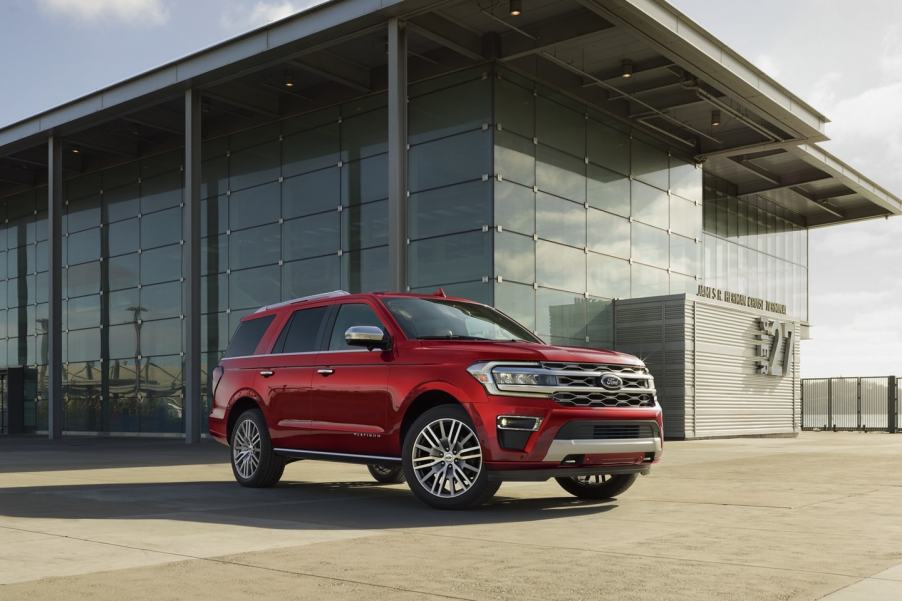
xmin=412 ymin=340 xmax=644 ymax=366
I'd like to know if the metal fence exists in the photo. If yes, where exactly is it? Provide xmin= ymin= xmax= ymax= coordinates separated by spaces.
xmin=802 ymin=376 xmax=900 ymax=432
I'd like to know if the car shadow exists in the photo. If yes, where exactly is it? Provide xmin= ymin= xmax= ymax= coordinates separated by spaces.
xmin=0 ymin=438 xmax=621 ymax=530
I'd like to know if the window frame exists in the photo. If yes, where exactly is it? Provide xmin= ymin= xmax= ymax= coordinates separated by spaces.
xmin=323 ymin=301 xmax=389 ymax=352
xmin=272 ymin=305 xmax=331 ymax=355
xmin=223 ymin=315 xmax=275 ymax=358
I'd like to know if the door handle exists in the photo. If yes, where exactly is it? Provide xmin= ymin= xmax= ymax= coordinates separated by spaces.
xmin=259 ymin=370 xmax=274 ymax=378
xmin=317 ymin=368 xmax=334 ymax=376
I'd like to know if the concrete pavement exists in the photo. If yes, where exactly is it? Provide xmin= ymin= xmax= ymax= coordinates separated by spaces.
xmin=1 ymin=433 xmax=902 ymax=600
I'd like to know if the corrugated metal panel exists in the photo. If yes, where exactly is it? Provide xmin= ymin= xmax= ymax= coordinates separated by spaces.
xmin=690 ymin=300 xmax=799 ymax=437
xmin=614 ymin=295 xmax=687 ymax=439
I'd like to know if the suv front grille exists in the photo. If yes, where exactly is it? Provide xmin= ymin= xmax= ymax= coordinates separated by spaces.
xmin=553 ymin=391 xmax=655 ymax=408
xmin=540 ymin=362 xmax=654 ymax=407
xmin=556 ymin=421 xmax=658 ymax=439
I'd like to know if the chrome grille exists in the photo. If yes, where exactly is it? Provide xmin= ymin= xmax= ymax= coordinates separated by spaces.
xmin=541 ymin=361 xmax=654 ymax=402
xmin=541 ymin=362 xmax=648 ymax=375
xmin=553 ymin=391 xmax=655 ymax=408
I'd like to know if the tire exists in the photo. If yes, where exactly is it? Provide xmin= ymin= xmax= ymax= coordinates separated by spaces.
xmin=402 ymin=404 xmax=500 ymax=509
xmin=555 ymin=473 xmax=638 ymax=500
xmin=367 ymin=463 xmax=405 ymax=484
xmin=229 ymin=408 xmax=285 ymax=488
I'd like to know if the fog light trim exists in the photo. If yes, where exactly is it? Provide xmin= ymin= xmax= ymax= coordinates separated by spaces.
xmin=496 ymin=415 xmax=542 ymax=431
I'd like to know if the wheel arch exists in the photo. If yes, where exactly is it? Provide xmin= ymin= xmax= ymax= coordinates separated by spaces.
xmin=399 ymin=388 xmax=466 ymax=445
xmin=226 ymin=396 xmax=263 ymax=442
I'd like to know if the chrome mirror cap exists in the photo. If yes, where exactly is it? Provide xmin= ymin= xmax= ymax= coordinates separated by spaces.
xmin=345 ymin=325 xmax=387 ymax=349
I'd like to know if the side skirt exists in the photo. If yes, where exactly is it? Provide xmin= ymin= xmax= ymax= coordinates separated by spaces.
xmin=273 ymin=447 xmax=402 ymax=465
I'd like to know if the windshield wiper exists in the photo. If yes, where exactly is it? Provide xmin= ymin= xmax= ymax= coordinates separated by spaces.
xmin=419 ymin=335 xmax=492 ymax=341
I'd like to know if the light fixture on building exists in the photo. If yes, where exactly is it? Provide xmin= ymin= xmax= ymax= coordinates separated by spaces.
xmin=621 ymin=59 xmax=633 ymax=79
xmin=509 ymin=0 xmax=522 ymax=16
xmin=71 ymin=147 xmax=80 ymax=155
xmin=283 ymin=73 xmax=294 ymax=88
xmin=711 ymin=109 xmax=721 ymax=127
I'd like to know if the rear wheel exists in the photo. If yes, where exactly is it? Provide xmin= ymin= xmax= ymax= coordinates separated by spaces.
xmin=555 ymin=473 xmax=637 ymax=500
xmin=367 ymin=463 xmax=405 ymax=484
xmin=402 ymin=405 xmax=500 ymax=509
xmin=230 ymin=408 xmax=284 ymax=488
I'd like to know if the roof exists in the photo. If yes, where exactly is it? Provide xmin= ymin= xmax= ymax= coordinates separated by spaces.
xmin=0 ymin=0 xmax=898 ymax=226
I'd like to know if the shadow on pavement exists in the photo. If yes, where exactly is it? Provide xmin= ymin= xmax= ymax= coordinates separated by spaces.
xmin=0 ymin=436 xmax=228 ymax=473
xmin=0 ymin=437 xmax=618 ymax=530
xmin=0 ymin=480 xmax=617 ymax=530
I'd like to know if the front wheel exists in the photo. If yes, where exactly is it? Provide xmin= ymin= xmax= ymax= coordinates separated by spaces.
xmin=230 ymin=408 xmax=285 ymax=488
xmin=555 ymin=473 xmax=637 ymax=500
xmin=402 ymin=405 xmax=500 ymax=509
xmin=367 ymin=463 xmax=405 ymax=484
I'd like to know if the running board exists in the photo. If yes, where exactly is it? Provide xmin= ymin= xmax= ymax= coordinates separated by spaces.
xmin=273 ymin=447 xmax=402 ymax=465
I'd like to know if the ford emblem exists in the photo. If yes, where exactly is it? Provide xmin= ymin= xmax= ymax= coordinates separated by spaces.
xmin=599 ymin=374 xmax=623 ymax=390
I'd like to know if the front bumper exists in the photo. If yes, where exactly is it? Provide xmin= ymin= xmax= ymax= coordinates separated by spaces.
xmin=542 ymin=436 xmax=662 ymax=462
xmin=464 ymin=394 xmax=664 ymax=476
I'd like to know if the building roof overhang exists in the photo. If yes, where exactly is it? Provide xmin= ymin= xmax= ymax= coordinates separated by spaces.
xmin=0 ymin=0 xmax=898 ymax=226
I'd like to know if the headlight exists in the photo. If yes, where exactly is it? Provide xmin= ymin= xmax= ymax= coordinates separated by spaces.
xmin=467 ymin=362 xmax=556 ymax=391
xmin=493 ymin=369 xmax=543 ymax=386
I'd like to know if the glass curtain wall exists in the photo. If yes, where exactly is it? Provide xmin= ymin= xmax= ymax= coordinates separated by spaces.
xmin=199 ymin=92 xmax=391 ymax=417
xmin=492 ymin=68 xmax=703 ymax=347
xmin=702 ymin=173 xmax=808 ymax=321
xmin=407 ymin=67 xmax=494 ymax=302
xmin=0 ymin=189 xmax=47 ymax=431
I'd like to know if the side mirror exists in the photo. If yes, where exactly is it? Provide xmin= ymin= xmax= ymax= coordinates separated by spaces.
xmin=344 ymin=325 xmax=390 ymax=350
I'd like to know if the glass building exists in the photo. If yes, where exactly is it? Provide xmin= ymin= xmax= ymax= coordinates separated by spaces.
xmin=0 ymin=0 xmax=897 ymax=439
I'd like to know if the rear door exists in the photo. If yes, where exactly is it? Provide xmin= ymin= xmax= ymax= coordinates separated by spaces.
xmin=259 ymin=305 xmax=330 ymax=449
xmin=306 ymin=302 xmax=395 ymax=455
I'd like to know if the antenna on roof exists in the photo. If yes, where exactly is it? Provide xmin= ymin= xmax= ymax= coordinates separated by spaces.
xmin=434 ymin=288 xmax=447 ymax=297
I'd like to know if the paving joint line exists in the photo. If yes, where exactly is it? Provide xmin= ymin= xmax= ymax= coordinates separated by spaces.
xmin=0 ymin=524 xmax=476 ymax=600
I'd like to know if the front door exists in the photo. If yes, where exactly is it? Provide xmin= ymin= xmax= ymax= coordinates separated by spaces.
xmin=308 ymin=302 xmax=394 ymax=455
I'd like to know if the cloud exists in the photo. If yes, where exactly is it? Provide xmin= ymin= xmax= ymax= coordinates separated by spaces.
xmin=879 ymin=24 xmax=902 ymax=79
xmin=219 ymin=1 xmax=326 ymax=32
xmin=38 ymin=0 xmax=169 ymax=25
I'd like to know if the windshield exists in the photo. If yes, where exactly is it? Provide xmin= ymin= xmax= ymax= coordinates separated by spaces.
xmin=382 ymin=297 xmax=542 ymax=343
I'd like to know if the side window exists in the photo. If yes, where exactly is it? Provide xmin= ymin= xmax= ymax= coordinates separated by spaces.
xmin=224 ymin=315 xmax=274 ymax=358
xmin=279 ymin=306 xmax=329 ymax=353
xmin=328 ymin=303 xmax=385 ymax=351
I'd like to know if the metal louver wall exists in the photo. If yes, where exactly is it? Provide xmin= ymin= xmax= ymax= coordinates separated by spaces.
xmin=613 ymin=296 xmax=688 ymax=439
xmin=614 ymin=293 xmax=800 ymax=439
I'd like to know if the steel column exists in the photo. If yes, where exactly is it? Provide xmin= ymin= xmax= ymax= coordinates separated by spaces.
xmin=890 ymin=376 xmax=898 ymax=434
xmin=387 ymin=17 xmax=408 ymax=292
xmin=827 ymin=378 xmax=833 ymax=430
xmin=47 ymin=137 xmax=63 ymax=439
xmin=183 ymin=89 xmax=202 ymax=444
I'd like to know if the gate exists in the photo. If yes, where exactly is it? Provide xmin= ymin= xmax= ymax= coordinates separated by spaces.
xmin=802 ymin=376 xmax=899 ymax=432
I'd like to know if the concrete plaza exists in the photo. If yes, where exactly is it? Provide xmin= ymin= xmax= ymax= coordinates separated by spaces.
xmin=1 ymin=432 xmax=901 ymax=600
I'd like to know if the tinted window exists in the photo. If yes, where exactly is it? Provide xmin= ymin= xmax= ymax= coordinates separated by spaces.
xmin=280 ymin=306 xmax=328 ymax=353
xmin=382 ymin=297 xmax=540 ymax=343
xmin=328 ymin=304 xmax=384 ymax=350
xmin=224 ymin=315 xmax=274 ymax=357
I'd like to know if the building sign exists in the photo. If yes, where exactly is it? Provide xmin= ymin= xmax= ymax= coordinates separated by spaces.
xmin=696 ymin=285 xmax=787 ymax=315
xmin=755 ymin=318 xmax=793 ymax=376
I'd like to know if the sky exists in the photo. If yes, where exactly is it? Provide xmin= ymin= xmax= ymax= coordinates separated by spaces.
xmin=0 ymin=0 xmax=900 ymax=378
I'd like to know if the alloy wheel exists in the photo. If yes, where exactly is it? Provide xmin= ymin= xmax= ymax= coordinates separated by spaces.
xmin=232 ymin=418 xmax=262 ymax=479
xmin=412 ymin=417 xmax=482 ymax=498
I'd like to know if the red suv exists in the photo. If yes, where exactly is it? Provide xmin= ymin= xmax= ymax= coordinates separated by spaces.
xmin=208 ymin=290 xmax=662 ymax=509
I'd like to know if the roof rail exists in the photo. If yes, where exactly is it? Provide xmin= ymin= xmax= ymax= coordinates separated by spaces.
xmin=254 ymin=290 xmax=350 ymax=313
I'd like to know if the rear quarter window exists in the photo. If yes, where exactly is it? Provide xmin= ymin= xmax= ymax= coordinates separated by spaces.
xmin=224 ymin=315 xmax=275 ymax=358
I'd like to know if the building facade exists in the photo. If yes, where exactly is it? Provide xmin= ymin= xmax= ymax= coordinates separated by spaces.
xmin=0 ymin=0 xmax=896 ymax=439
